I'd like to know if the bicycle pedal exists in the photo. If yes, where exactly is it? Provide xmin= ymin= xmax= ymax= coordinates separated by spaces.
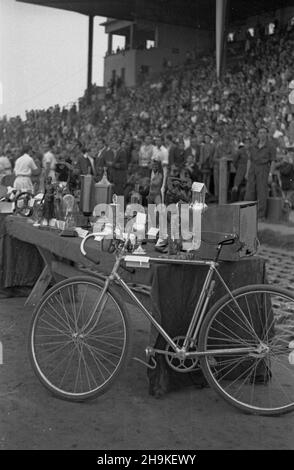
xmin=132 ymin=356 xmax=157 ymax=370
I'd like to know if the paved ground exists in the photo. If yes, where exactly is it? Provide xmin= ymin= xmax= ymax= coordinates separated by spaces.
xmin=258 ymin=245 xmax=294 ymax=291
xmin=0 ymin=244 xmax=294 ymax=450
xmin=258 ymin=214 xmax=294 ymax=250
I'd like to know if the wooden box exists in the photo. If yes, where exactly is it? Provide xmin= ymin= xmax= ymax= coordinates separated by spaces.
xmin=195 ymin=202 xmax=258 ymax=261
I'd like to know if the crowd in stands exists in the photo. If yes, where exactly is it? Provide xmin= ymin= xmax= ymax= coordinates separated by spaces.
xmin=1 ymin=18 xmax=294 ymax=218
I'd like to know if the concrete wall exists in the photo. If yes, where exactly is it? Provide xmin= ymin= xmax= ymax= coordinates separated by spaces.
xmin=157 ymin=23 xmax=213 ymax=55
xmin=104 ymin=50 xmax=137 ymax=87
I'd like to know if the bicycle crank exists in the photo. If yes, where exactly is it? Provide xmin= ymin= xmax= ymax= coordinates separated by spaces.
xmin=165 ymin=336 xmax=200 ymax=372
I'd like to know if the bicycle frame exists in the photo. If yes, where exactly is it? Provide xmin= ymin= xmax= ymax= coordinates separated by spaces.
xmin=82 ymin=253 xmax=259 ymax=359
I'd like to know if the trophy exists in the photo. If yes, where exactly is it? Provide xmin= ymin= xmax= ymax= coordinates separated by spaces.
xmin=60 ymin=193 xmax=77 ymax=236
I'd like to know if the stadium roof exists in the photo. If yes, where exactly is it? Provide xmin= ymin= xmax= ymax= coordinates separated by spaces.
xmin=16 ymin=0 xmax=294 ymax=29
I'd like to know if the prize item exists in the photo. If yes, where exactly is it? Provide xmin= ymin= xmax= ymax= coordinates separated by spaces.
xmin=80 ymin=174 xmax=94 ymax=229
xmin=182 ymin=182 xmax=207 ymax=252
xmin=63 ymin=194 xmax=75 ymax=226
xmin=94 ymin=167 xmax=113 ymax=205
xmin=31 ymin=193 xmax=45 ymax=226
xmin=133 ymin=212 xmax=147 ymax=255
xmin=80 ymin=174 xmax=94 ymax=213
xmin=14 ymin=192 xmax=34 ymax=217
xmin=59 ymin=194 xmax=76 ymax=236
xmin=42 ymin=177 xmax=55 ymax=225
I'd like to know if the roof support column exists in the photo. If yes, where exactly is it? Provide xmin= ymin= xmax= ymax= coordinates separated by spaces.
xmin=87 ymin=15 xmax=94 ymax=105
xmin=216 ymin=0 xmax=228 ymax=79
xmin=108 ymin=33 xmax=113 ymax=54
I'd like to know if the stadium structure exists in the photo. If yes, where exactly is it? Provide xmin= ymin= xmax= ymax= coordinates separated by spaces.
xmin=17 ymin=1 xmax=294 ymax=92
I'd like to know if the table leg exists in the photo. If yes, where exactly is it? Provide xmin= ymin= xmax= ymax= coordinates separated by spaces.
xmin=24 ymin=247 xmax=54 ymax=307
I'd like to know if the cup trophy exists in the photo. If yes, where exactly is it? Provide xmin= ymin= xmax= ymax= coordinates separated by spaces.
xmin=181 ymin=182 xmax=207 ymax=252
xmin=80 ymin=174 xmax=94 ymax=230
xmin=133 ymin=212 xmax=147 ymax=255
xmin=59 ymin=193 xmax=77 ymax=236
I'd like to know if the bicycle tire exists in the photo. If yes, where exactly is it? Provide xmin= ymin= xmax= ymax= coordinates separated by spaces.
xmin=29 ymin=276 xmax=132 ymax=402
xmin=199 ymin=284 xmax=294 ymax=416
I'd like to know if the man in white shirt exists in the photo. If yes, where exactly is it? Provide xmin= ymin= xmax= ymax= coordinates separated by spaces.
xmin=42 ymin=139 xmax=57 ymax=182
xmin=14 ymin=145 xmax=38 ymax=193
xmin=138 ymin=135 xmax=154 ymax=177
xmin=152 ymin=137 xmax=169 ymax=195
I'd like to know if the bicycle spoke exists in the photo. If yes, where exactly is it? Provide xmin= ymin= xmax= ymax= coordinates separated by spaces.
xmin=83 ymin=341 xmax=122 ymax=360
xmin=47 ymin=296 xmax=73 ymax=332
xmin=82 ymin=341 xmax=112 ymax=379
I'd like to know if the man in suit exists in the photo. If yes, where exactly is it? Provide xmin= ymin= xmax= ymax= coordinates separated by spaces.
xmin=110 ymin=140 xmax=128 ymax=195
xmin=184 ymin=136 xmax=202 ymax=181
xmin=77 ymin=145 xmax=96 ymax=177
xmin=94 ymin=138 xmax=108 ymax=181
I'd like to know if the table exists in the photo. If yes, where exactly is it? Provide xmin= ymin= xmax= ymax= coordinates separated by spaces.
xmin=3 ymin=215 xmax=267 ymax=396
xmin=4 ymin=216 xmax=153 ymax=306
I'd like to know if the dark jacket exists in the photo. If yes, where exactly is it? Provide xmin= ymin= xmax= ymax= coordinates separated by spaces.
xmin=279 ymin=161 xmax=294 ymax=191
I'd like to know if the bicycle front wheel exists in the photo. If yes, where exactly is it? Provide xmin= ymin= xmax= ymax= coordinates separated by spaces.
xmin=29 ymin=276 xmax=131 ymax=401
xmin=199 ymin=285 xmax=294 ymax=415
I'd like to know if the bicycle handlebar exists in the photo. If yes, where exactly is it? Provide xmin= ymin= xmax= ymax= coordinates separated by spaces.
xmin=80 ymin=229 xmax=240 ymax=265
xmin=80 ymin=232 xmax=103 ymax=264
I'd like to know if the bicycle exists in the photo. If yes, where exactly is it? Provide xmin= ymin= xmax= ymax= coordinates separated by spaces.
xmin=28 ymin=229 xmax=294 ymax=415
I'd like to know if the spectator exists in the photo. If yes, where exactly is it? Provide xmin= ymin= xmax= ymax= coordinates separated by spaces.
xmin=200 ymin=134 xmax=214 ymax=193
xmin=42 ymin=139 xmax=57 ymax=182
xmin=0 ymin=148 xmax=12 ymax=183
xmin=111 ymin=140 xmax=128 ymax=195
xmin=13 ymin=144 xmax=39 ymax=193
xmin=245 ymin=127 xmax=276 ymax=220
xmin=152 ymin=136 xmax=169 ymax=200
xmin=276 ymin=151 xmax=294 ymax=207
xmin=231 ymin=137 xmax=251 ymax=202
xmin=138 ymin=135 xmax=153 ymax=178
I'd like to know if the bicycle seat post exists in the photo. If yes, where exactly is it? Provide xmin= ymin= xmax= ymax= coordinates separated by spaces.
xmin=215 ymin=244 xmax=222 ymax=263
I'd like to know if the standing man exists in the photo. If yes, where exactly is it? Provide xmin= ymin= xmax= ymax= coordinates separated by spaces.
xmin=77 ymin=145 xmax=96 ymax=176
xmin=152 ymin=136 xmax=169 ymax=201
xmin=111 ymin=140 xmax=128 ymax=195
xmin=211 ymin=131 xmax=223 ymax=200
xmin=232 ymin=137 xmax=250 ymax=202
xmin=95 ymin=138 xmax=108 ymax=180
xmin=42 ymin=139 xmax=57 ymax=182
xmin=184 ymin=135 xmax=202 ymax=181
xmin=245 ymin=127 xmax=276 ymax=220
xmin=200 ymin=133 xmax=214 ymax=193
xmin=138 ymin=135 xmax=154 ymax=178
xmin=13 ymin=145 xmax=39 ymax=193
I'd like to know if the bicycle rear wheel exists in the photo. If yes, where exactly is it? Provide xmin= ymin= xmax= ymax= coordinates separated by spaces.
xmin=29 ymin=276 xmax=131 ymax=401
xmin=199 ymin=285 xmax=294 ymax=415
